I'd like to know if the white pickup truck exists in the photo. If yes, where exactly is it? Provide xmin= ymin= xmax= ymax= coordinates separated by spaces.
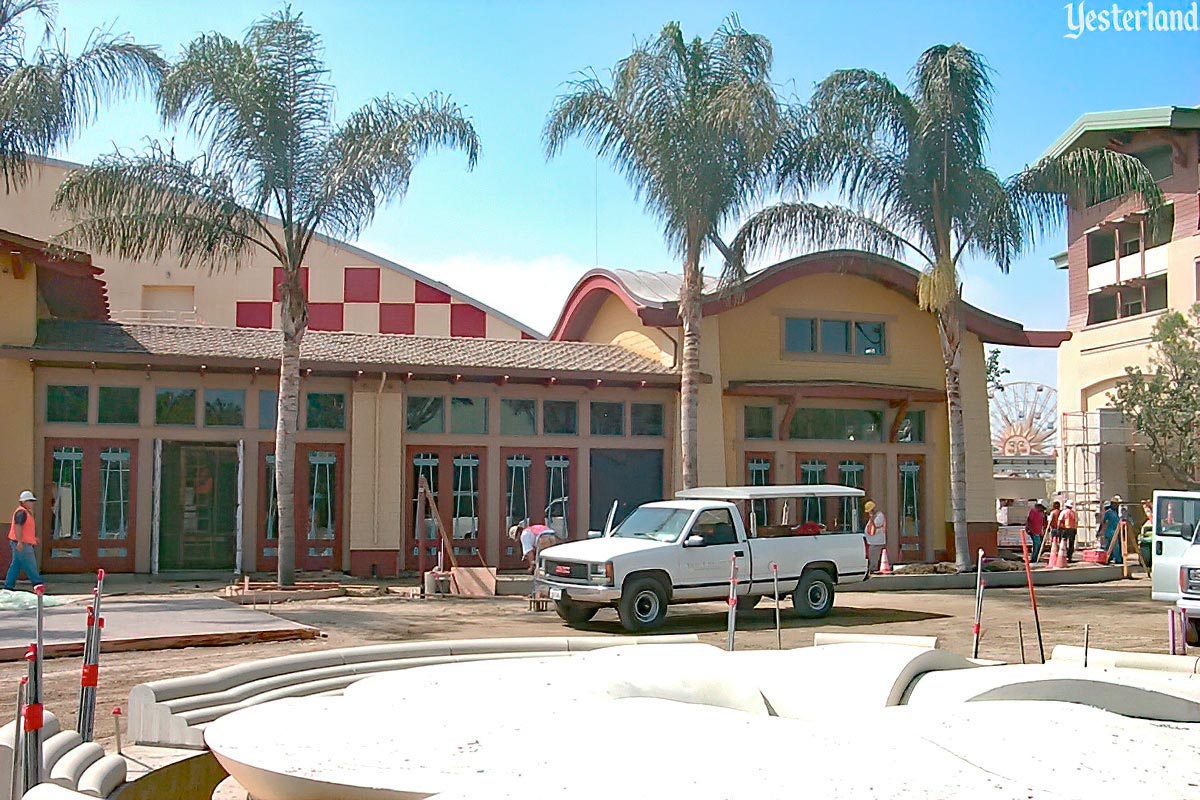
xmin=1150 ymin=490 xmax=1200 ymax=646
xmin=535 ymin=485 xmax=870 ymax=632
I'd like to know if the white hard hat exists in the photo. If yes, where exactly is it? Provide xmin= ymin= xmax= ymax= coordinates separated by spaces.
xmin=18 ymin=491 xmax=35 ymax=503
xmin=1065 ymin=500 xmax=1073 ymax=508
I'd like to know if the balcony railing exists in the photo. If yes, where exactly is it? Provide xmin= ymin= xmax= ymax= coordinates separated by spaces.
xmin=1086 ymin=243 xmax=1169 ymax=292
xmin=111 ymin=309 xmax=206 ymax=325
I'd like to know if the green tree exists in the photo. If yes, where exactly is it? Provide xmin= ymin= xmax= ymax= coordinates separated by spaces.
xmin=1112 ymin=307 xmax=1200 ymax=489
xmin=0 ymin=0 xmax=163 ymax=188
xmin=986 ymin=348 xmax=1009 ymax=393
xmin=544 ymin=16 xmax=785 ymax=489
xmin=732 ymin=44 xmax=1162 ymax=570
xmin=52 ymin=9 xmax=479 ymax=585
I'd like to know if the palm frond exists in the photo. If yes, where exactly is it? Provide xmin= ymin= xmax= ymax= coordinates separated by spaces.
xmin=314 ymin=92 xmax=479 ymax=241
xmin=911 ymin=44 xmax=992 ymax=167
xmin=952 ymin=166 xmax=1021 ymax=271
xmin=1005 ymin=146 xmax=1164 ymax=242
xmin=0 ymin=21 xmax=163 ymax=189
xmin=51 ymin=144 xmax=264 ymax=271
xmin=731 ymin=202 xmax=913 ymax=267
xmin=810 ymin=68 xmax=917 ymax=151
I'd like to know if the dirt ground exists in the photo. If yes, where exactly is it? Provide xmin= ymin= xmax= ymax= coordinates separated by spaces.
xmin=0 ymin=575 xmax=1173 ymax=749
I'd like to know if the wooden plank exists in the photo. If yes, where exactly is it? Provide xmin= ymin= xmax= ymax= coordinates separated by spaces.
xmin=450 ymin=566 xmax=497 ymax=597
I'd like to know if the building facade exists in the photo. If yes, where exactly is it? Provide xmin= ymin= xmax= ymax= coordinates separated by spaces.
xmin=1049 ymin=106 xmax=1200 ymax=525
xmin=551 ymin=253 xmax=1062 ymax=563
xmin=0 ymin=160 xmax=1057 ymax=576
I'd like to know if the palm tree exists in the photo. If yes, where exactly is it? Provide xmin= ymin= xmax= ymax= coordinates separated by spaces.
xmin=0 ymin=0 xmax=163 ymax=189
xmin=52 ymin=8 xmax=480 ymax=585
xmin=732 ymin=44 xmax=1162 ymax=571
xmin=544 ymin=16 xmax=786 ymax=489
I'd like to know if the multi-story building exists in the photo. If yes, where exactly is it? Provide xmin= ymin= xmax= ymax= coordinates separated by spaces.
xmin=1050 ymin=106 xmax=1200 ymax=524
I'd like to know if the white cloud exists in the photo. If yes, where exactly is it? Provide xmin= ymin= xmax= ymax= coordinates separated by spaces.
xmin=356 ymin=242 xmax=601 ymax=335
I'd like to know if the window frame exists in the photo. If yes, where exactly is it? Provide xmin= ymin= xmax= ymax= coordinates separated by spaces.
xmin=204 ymin=388 xmax=247 ymax=428
xmin=46 ymin=385 xmax=90 ymax=424
xmin=155 ymin=387 xmax=198 ymax=426
xmin=305 ymin=392 xmax=346 ymax=431
xmin=590 ymin=401 xmax=625 ymax=437
xmin=780 ymin=314 xmax=889 ymax=361
xmin=630 ymin=402 xmax=665 ymax=437
xmin=543 ymin=400 xmax=578 ymax=436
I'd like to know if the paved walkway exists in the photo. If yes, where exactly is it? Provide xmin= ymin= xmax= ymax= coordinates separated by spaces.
xmin=0 ymin=595 xmax=318 ymax=661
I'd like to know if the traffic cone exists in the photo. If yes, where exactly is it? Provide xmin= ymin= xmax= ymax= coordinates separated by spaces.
xmin=879 ymin=548 xmax=893 ymax=575
xmin=1047 ymin=539 xmax=1061 ymax=569
xmin=1055 ymin=541 xmax=1068 ymax=568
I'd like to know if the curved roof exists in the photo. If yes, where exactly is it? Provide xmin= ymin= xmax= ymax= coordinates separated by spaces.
xmin=0 ymin=228 xmax=108 ymax=320
xmin=550 ymin=250 xmax=1069 ymax=348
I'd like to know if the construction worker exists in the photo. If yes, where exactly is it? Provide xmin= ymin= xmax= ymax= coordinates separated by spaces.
xmin=1060 ymin=501 xmax=1078 ymax=562
xmin=1025 ymin=501 xmax=1047 ymax=562
xmin=864 ymin=500 xmax=887 ymax=573
xmin=1098 ymin=498 xmax=1122 ymax=565
xmin=1047 ymin=500 xmax=1063 ymax=556
xmin=508 ymin=521 xmax=555 ymax=575
xmin=4 ymin=491 xmax=43 ymax=591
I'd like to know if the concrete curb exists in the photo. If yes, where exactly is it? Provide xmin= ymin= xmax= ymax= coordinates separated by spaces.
xmin=840 ymin=564 xmax=1126 ymax=592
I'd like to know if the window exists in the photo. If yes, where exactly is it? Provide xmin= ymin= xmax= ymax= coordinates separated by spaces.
xmin=1087 ymin=292 xmax=1118 ymax=325
xmin=590 ymin=402 xmax=624 ymax=436
xmin=204 ymin=389 xmax=246 ymax=427
xmin=98 ymin=387 xmax=139 ymax=425
xmin=1146 ymin=274 xmax=1168 ymax=312
xmin=1087 ymin=230 xmax=1116 ymax=266
xmin=896 ymin=410 xmax=926 ymax=443
xmin=305 ymin=393 xmax=345 ymax=430
xmin=1155 ymin=495 xmax=1200 ymax=542
xmin=407 ymin=396 xmax=444 ymax=433
xmin=631 ymin=403 xmax=664 ymax=436
xmin=500 ymin=399 xmax=536 ymax=436
xmin=788 ymin=408 xmax=883 ymax=442
xmin=783 ymin=318 xmax=816 ymax=353
xmin=854 ymin=322 xmax=886 ymax=356
xmin=748 ymin=457 xmax=772 ymax=525
xmin=450 ymin=397 xmax=488 ymax=435
xmin=1136 ymin=144 xmax=1174 ymax=181
xmin=99 ymin=447 xmax=131 ymax=544
xmin=46 ymin=385 xmax=88 ymax=423
xmin=744 ymin=406 xmax=774 ymax=439
xmin=820 ymin=320 xmax=851 ymax=354
xmin=1120 ymin=292 xmax=1144 ymax=318
xmin=1145 ymin=204 xmax=1174 ymax=250
xmin=543 ymin=400 xmax=578 ymax=435
xmin=50 ymin=446 xmax=83 ymax=555
xmin=155 ymin=388 xmax=196 ymax=425
xmin=784 ymin=317 xmax=885 ymax=357
xmin=259 ymin=390 xmax=278 ymax=430
xmin=693 ymin=508 xmax=738 ymax=546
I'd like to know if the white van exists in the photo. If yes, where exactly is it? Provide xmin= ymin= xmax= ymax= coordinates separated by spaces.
xmin=1150 ymin=490 xmax=1200 ymax=603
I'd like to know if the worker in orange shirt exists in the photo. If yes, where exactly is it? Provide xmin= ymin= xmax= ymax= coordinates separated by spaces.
xmin=4 ymin=491 xmax=43 ymax=591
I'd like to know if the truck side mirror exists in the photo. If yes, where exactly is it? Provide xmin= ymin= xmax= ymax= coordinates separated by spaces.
xmin=683 ymin=535 xmax=706 ymax=548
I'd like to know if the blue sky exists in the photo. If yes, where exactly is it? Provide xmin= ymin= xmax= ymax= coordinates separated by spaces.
xmin=53 ymin=0 xmax=1200 ymax=388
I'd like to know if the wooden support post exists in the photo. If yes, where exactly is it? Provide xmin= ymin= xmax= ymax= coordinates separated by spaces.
xmin=888 ymin=398 xmax=911 ymax=443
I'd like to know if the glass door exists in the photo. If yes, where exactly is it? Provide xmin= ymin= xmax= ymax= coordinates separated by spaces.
xmin=43 ymin=440 xmax=138 ymax=573
xmin=898 ymin=457 xmax=925 ymax=558
xmin=301 ymin=446 xmax=342 ymax=571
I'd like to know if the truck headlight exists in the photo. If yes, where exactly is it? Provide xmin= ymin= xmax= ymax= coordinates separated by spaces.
xmin=590 ymin=562 xmax=614 ymax=586
xmin=537 ymin=559 xmax=546 ymax=578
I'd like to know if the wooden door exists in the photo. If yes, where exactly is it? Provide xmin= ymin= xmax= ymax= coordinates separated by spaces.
xmin=43 ymin=439 xmax=137 ymax=574
xmin=792 ymin=453 xmax=871 ymax=533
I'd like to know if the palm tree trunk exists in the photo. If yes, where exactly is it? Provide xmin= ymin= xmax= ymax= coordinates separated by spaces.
xmin=937 ymin=306 xmax=970 ymax=572
xmin=275 ymin=288 xmax=305 ymax=587
xmin=678 ymin=244 xmax=703 ymax=490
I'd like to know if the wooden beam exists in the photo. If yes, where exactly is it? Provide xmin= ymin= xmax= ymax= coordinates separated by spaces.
xmin=777 ymin=394 xmax=800 ymax=440
xmin=888 ymin=398 xmax=911 ymax=443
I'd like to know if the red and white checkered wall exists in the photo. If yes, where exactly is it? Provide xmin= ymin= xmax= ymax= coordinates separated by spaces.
xmin=234 ymin=266 xmax=532 ymax=339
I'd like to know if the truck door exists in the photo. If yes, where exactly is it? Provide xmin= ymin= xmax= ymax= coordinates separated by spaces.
xmin=1150 ymin=492 xmax=1200 ymax=601
xmin=677 ymin=507 xmax=748 ymax=600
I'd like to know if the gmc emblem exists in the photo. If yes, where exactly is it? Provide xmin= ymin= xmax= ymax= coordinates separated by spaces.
xmin=554 ymin=565 xmax=571 ymax=576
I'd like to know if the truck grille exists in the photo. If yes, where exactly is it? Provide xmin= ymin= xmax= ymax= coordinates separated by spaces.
xmin=544 ymin=559 xmax=589 ymax=583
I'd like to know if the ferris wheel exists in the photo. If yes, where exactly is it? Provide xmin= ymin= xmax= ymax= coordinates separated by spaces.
xmin=990 ymin=381 xmax=1057 ymax=457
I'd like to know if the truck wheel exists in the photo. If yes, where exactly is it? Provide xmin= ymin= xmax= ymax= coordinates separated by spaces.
xmin=736 ymin=594 xmax=761 ymax=611
xmin=793 ymin=571 xmax=834 ymax=618
xmin=617 ymin=578 xmax=667 ymax=632
xmin=1187 ymin=620 xmax=1200 ymax=648
xmin=554 ymin=600 xmax=599 ymax=626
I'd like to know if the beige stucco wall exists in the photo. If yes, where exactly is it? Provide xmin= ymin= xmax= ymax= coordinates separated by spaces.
xmin=572 ymin=270 xmax=1000 ymax=559
xmin=0 ymin=256 xmax=37 ymax=531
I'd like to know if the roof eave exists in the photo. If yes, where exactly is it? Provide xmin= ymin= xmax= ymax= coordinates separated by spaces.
xmin=1042 ymin=105 xmax=1200 ymax=160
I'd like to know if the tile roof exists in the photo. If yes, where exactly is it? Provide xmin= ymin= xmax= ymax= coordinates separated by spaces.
xmin=19 ymin=320 xmax=678 ymax=381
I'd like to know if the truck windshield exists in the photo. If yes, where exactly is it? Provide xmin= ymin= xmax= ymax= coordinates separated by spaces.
xmin=611 ymin=507 xmax=693 ymax=542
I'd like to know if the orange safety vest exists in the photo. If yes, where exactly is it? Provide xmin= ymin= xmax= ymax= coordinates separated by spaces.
xmin=8 ymin=506 xmax=35 ymax=545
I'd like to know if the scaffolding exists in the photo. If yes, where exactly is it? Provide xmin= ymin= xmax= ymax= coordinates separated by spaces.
xmin=1059 ymin=409 xmax=1149 ymax=547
